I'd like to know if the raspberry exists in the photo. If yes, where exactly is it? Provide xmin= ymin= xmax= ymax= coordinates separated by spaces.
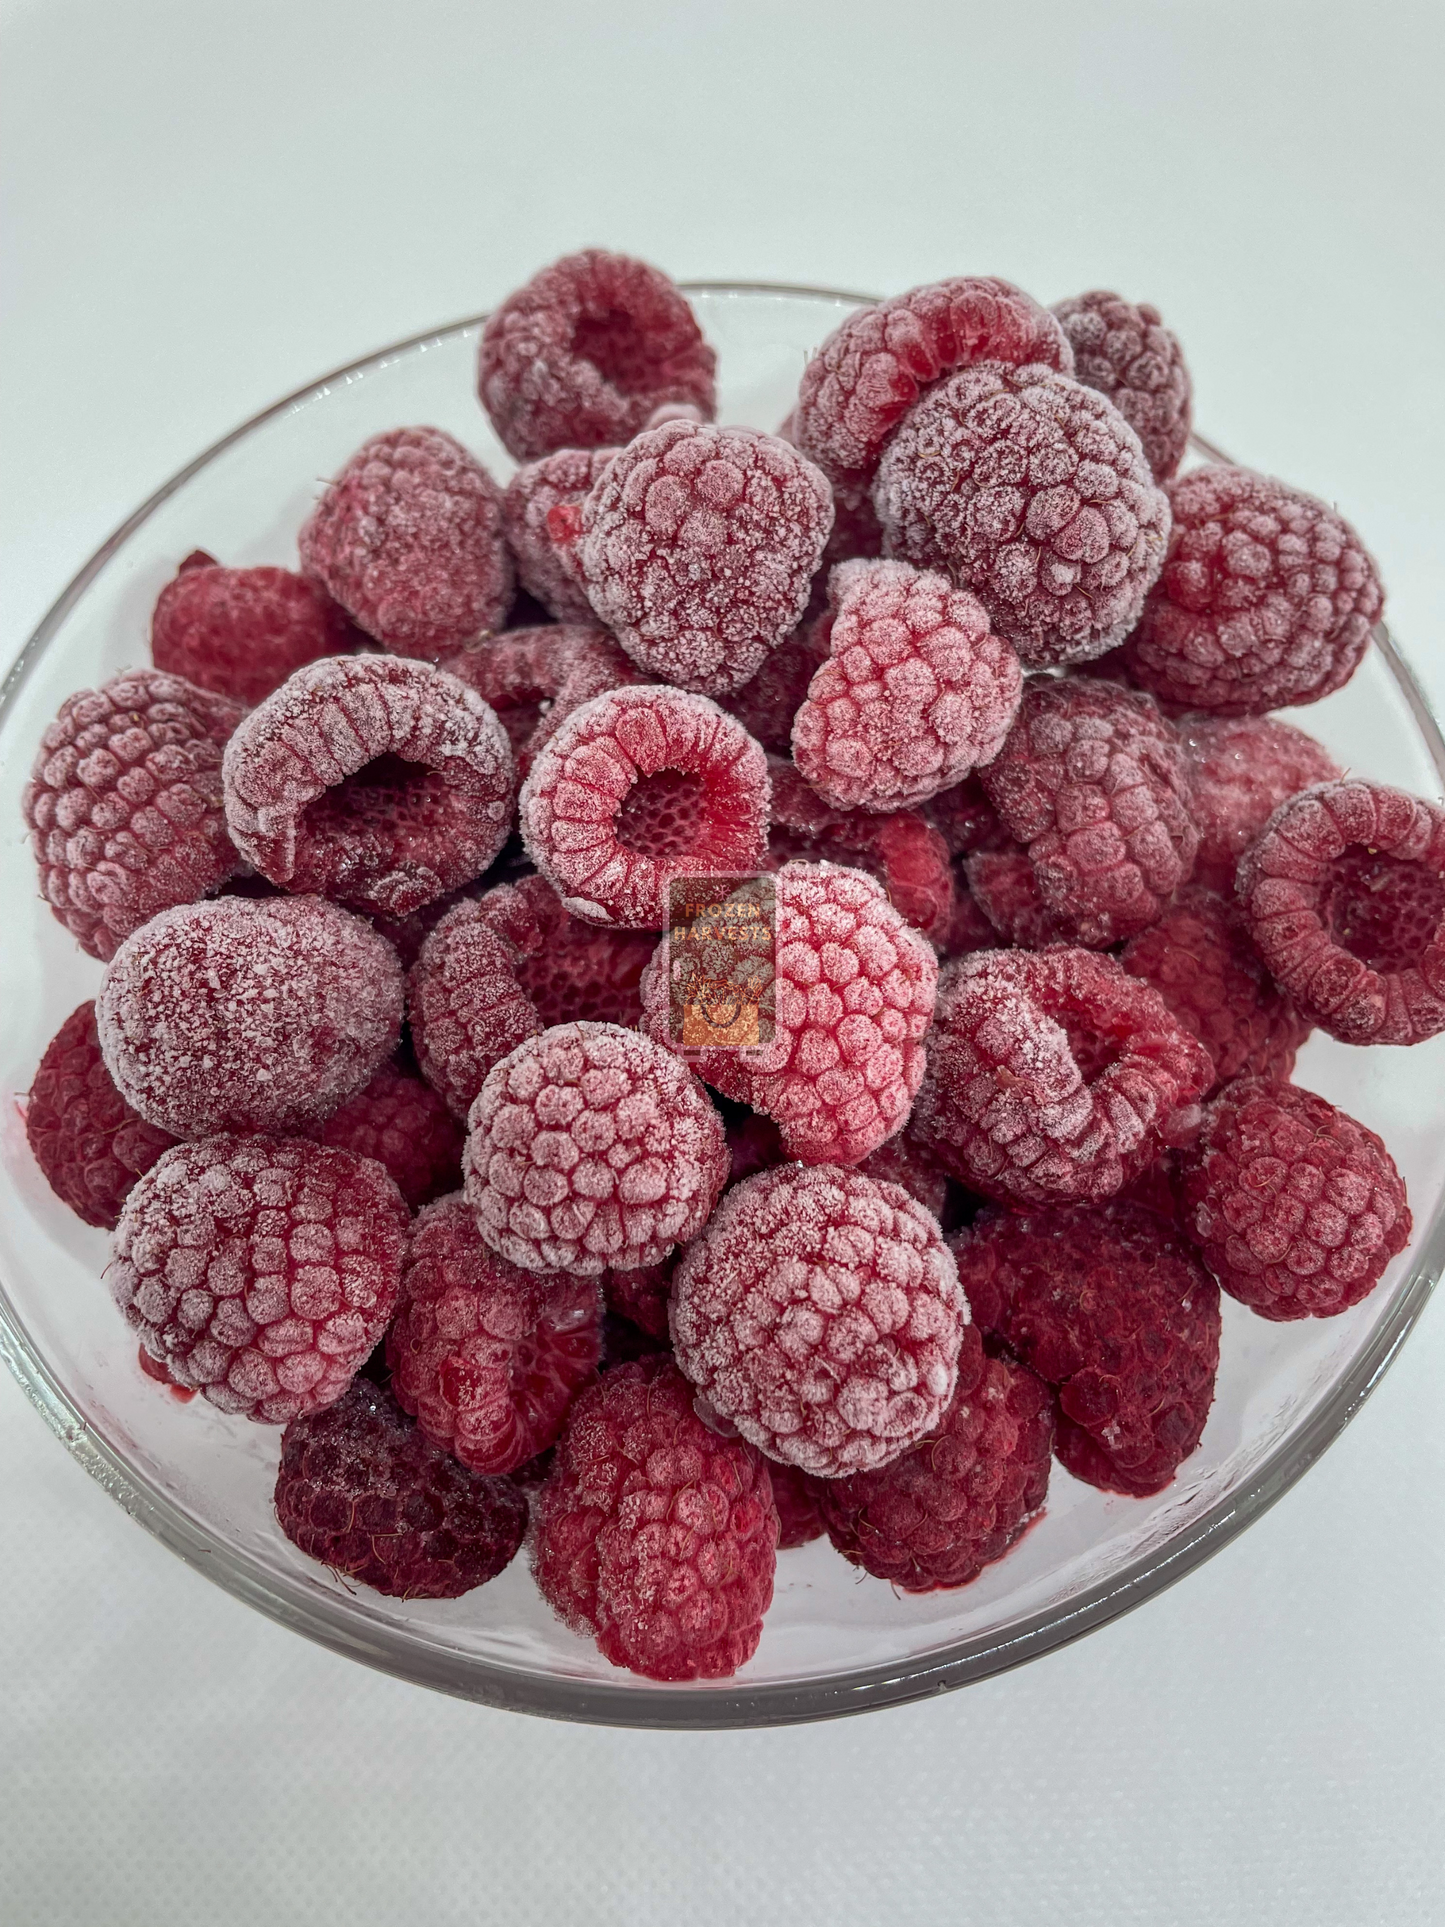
xmin=519 ymin=685 xmax=771 ymax=928
xmin=464 ymin=1022 xmax=728 ymax=1274
xmin=151 ymin=551 xmax=358 ymax=705
xmin=1178 ymin=1079 xmax=1411 ymax=1320
xmin=112 ymin=1134 xmax=408 ymax=1421
xmin=22 ymin=667 xmax=243 ymax=961
xmin=275 ymin=1377 xmax=526 ymax=1596
xmin=1121 ymin=467 xmax=1384 ymax=714
xmin=1179 ymin=713 xmax=1342 ymax=895
xmin=478 ymin=251 xmax=717 ymax=462
xmin=442 ymin=622 xmax=643 ymax=777
xmin=24 ymin=1002 xmax=176 ymax=1229
xmin=909 ymin=948 xmax=1213 ymax=1207
xmin=641 ymin=859 xmax=938 ymax=1166
xmin=791 ymin=559 xmax=1022 ymax=812
xmin=770 ymin=1462 xmax=826 ymax=1548
xmin=957 ymin=1200 xmax=1221 ymax=1495
xmin=857 ymin=1129 xmax=949 ymax=1220
xmin=97 ymin=894 xmax=402 ymax=1138
xmin=222 ymin=654 xmax=516 ymax=919
xmin=720 ymin=618 xmax=830 ymax=754
xmin=531 ymin=1355 xmax=776 ymax=1681
xmin=1051 ymin=291 xmax=1192 ymax=483
xmin=964 ymin=847 xmax=1073 ymax=948
xmin=308 ymin=1055 xmax=463 ymax=1208
xmin=482 ymin=874 xmax=656 ymax=1030
xmin=501 ymin=447 xmax=618 ymax=621
xmin=874 ymin=362 xmax=1170 ymax=668
xmin=406 ymin=897 xmax=543 ymax=1121
xmin=602 ymin=1259 xmax=674 ymax=1339
xmin=566 ymin=421 xmax=834 ymax=696
xmin=819 ymin=1323 xmax=1053 ymax=1588
xmin=599 ymin=1310 xmax=671 ymax=1370
xmin=387 ymin=1194 xmax=602 ymax=1473
xmin=923 ymin=772 xmax=1011 ymax=856
xmin=671 ymin=1162 xmax=967 ymax=1476
xmin=979 ymin=676 xmax=1198 ymax=946
xmin=136 ymin=1343 xmax=196 ymax=1401
xmin=1237 ymin=780 xmax=1445 ymax=1045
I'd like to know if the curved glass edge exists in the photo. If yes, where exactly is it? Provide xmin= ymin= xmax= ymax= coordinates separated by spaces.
xmin=2 ymin=290 xmax=1442 ymax=1730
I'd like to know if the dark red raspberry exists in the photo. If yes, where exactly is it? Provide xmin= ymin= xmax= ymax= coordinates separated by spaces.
xmin=964 ymin=847 xmax=1074 ymax=948
xmin=1122 ymin=467 xmax=1383 ymax=714
xmin=857 ymin=1128 xmax=950 ymax=1219
xmin=724 ymin=1109 xmax=785 ymax=1187
xmin=501 ymin=447 xmax=618 ymax=621
xmin=24 ymin=1001 xmax=176 ymax=1228
xmin=980 ymin=676 xmax=1199 ymax=947
xmin=151 ymin=551 xmax=358 ymax=705
xmin=407 ymin=897 xmax=543 ymax=1121
xmin=442 ymin=622 xmax=643 ymax=777
xmin=113 ymin=1135 xmax=408 ymax=1421
xmin=1237 ymin=780 xmax=1445 ymax=1045
xmin=910 ymin=948 xmax=1213 ymax=1207
xmin=97 ymin=894 xmax=402 ymax=1138
xmin=464 ymin=1021 xmax=728 ymax=1274
xmin=308 ymin=1056 xmax=463 ymax=1208
xmin=136 ymin=1343 xmax=197 ymax=1401
xmin=775 ymin=408 xmax=886 ymax=571
xmin=1051 ymin=291 xmax=1192 ymax=483
xmin=298 ymin=426 xmax=512 ymax=658
xmin=720 ymin=618 xmax=830 ymax=755
xmin=602 ymin=1258 xmax=674 ymax=1339
xmin=938 ymin=874 xmax=1002 ymax=957
xmin=923 ymin=772 xmax=1011 ymax=856
xmin=275 ymin=1377 xmax=526 ymax=1596
xmin=387 ymin=1194 xmax=601 ymax=1473
xmin=819 ymin=1323 xmax=1053 ymax=1587
xmin=770 ymin=1462 xmax=827 ymax=1549
xmin=222 ymin=654 xmax=516 ymax=919
xmin=531 ymin=1355 xmax=776 ymax=1681
xmin=1180 ymin=713 xmax=1343 ymax=895
xmin=1178 ymin=1078 xmax=1411 ymax=1320
xmin=478 ymin=251 xmax=717 ymax=462
xmin=956 ymin=1199 xmax=1221 ymax=1495
xmin=482 ymin=873 xmax=656 ymax=1029
xmin=519 ymin=685 xmax=771 ymax=928
xmin=599 ymin=1310 xmax=671 ymax=1370
xmin=22 ymin=667 xmax=243 ymax=961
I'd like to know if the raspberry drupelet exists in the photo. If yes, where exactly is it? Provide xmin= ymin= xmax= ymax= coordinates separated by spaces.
xmin=112 ymin=1134 xmax=409 ymax=1422
xmin=502 ymin=447 xmax=619 ymax=621
xmin=1177 ymin=1078 xmax=1411 ymax=1320
xmin=222 ymin=654 xmax=516 ymax=920
xmin=1050 ymin=291 xmax=1192 ymax=483
xmin=964 ymin=847 xmax=1074 ymax=949
xmin=1237 ymin=780 xmax=1445 ymax=1045
xmin=478 ymin=250 xmax=717 ymax=462
xmin=23 ymin=667 xmax=243 ymax=962
xmin=1179 ymin=713 xmax=1343 ymax=895
xmin=441 ymin=622 xmax=643 ymax=777
xmin=720 ymin=618 xmax=830 ymax=755
xmin=150 ymin=550 xmax=359 ymax=705
xmin=307 ymin=1055 xmax=463 ymax=1208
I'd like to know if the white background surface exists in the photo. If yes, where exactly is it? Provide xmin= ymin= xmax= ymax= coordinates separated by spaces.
xmin=3 ymin=3 xmax=1444 ymax=1921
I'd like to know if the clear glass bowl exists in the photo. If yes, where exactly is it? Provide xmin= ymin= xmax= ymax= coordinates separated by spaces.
xmin=3 ymin=283 xmax=1443 ymax=1729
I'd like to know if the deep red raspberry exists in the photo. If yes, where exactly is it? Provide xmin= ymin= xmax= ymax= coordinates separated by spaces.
xmin=275 ymin=1377 xmax=526 ymax=1596
xmin=1051 ymin=291 xmax=1192 ymax=483
xmin=776 ymin=408 xmax=886 ymax=571
xmin=478 ymin=251 xmax=717 ymax=462
xmin=484 ymin=874 xmax=656 ymax=1030
xmin=22 ymin=667 xmax=243 ymax=961
xmin=938 ymin=873 xmax=1002 ymax=957
xmin=599 ymin=1310 xmax=671 ymax=1370
xmin=909 ymin=948 xmax=1214 ymax=1207
xmin=1237 ymin=780 xmax=1445 ymax=1045
xmin=113 ymin=1135 xmax=408 ymax=1421
xmin=980 ymin=676 xmax=1199 ymax=946
xmin=819 ymin=1322 xmax=1053 ymax=1588
xmin=464 ymin=1022 xmax=728 ymax=1274
xmin=531 ymin=1355 xmax=776 ymax=1681
xmin=923 ymin=772 xmax=1011 ymax=856
xmin=720 ymin=618 xmax=830 ymax=754
xmin=151 ymin=551 xmax=358 ymax=705
xmin=602 ymin=1258 xmax=674 ymax=1339
xmin=1178 ymin=1078 xmax=1411 ymax=1320
xmin=1178 ymin=712 xmax=1342 ymax=896
xmin=857 ymin=1128 xmax=949 ymax=1220
xmin=387 ymin=1194 xmax=601 ymax=1473
xmin=24 ymin=1001 xmax=176 ymax=1229
xmin=519 ymin=685 xmax=771 ymax=928
xmin=964 ymin=847 xmax=1074 ymax=948
xmin=442 ymin=622 xmax=644 ymax=777
xmin=956 ymin=1199 xmax=1221 ymax=1495
xmin=97 ymin=894 xmax=402 ymax=1138
xmin=308 ymin=1056 xmax=463 ymax=1208
xmin=770 ymin=1461 xmax=827 ymax=1549
xmin=136 ymin=1343 xmax=197 ymax=1401
xmin=671 ymin=1162 xmax=966 ymax=1475
xmin=222 ymin=654 xmax=516 ymax=919
xmin=1122 ymin=467 xmax=1383 ymax=714
xmin=407 ymin=897 xmax=543 ymax=1121
xmin=501 ymin=447 xmax=618 ymax=621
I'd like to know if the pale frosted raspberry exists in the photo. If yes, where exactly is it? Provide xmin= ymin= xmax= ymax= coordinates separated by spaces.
xmin=1051 ymin=291 xmax=1192 ymax=482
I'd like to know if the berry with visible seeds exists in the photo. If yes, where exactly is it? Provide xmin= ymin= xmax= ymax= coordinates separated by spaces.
xmin=308 ymin=1056 xmax=463 ymax=1208
xmin=151 ymin=551 xmax=358 ymax=705
xmin=1051 ymin=291 xmax=1192 ymax=482
xmin=442 ymin=622 xmax=643 ymax=777
xmin=1180 ymin=713 xmax=1343 ymax=894
xmin=770 ymin=1462 xmax=827 ymax=1548
xmin=502 ymin=447 xmax=618 ymax=621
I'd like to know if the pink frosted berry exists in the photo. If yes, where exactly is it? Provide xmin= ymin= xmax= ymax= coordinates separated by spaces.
xmin=501 ymin=447 xmax=618 ymax=621
xmin=1051 ymin=291 xmax=1193 ymax=483
xmin=1179 ymin=712 xmax=1342 ymax=894
xmin=442 ymin=622 xmax=643 ymax=776
xmin=151 ymin=550 xmax=360 ymax=705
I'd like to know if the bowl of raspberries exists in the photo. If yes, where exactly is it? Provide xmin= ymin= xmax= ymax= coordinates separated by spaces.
xmin=3 ymin=254 xmax=1442 ymax=1726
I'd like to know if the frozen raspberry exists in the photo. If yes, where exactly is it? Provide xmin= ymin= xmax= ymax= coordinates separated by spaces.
xmin=489 ymin=874 xmax=657 ymax=1030
xmin=602 ymin=1258 xmax=674 ymax=1339
xmin=720 ymin=618 xmax=830 ymax=754
xmin=464 ymin=1021 xmax=728 ymax=1274
xmin=24 ymin=1001 xmax=176 ymax=1229
xmin=97 ymin=894 xmax=402 ymax=1138
xmin=136 ymin=1343 xmax=197 ymax=1401
xmin=22 ymin=667 xmax=243 ymax=961
xmin=910 ymin=948 xmax=1214 ymax=1207
xmin=1237 ymin=780 xmax=1445 ymax=1045
xmin=599 ymin=1311 xmax=671 ymax=1370
xmin=407 ymin=897 xmax=542 ymax=1121
xmin=1122 ymin=467 xmax=1383 ymax=714
xmin=478 ymin=251 xmax=717 ymax=462
xmin=857 ymin=1129 xmax=949 ymax=1220
xmin=1051 ymin=291 xmax=1192 ymax=483
xmin=938 ymin=874 xmax=1004 ymax=957
xmin=519 ymin=684 xmax=770 ymax=928
xmin=770 ymin=1462 xmax=827 ymax=1549
xmin=964 ymin=847 xmax=1074 ymax=948
xmin=387 ymin=1194 xmax=601 ymax=1474
xmin=442 ymin=622 xmax=643 ymax=776
xmin=151 ymin=551 xmax=358 ymax=705
xmin=980 ymin=676 xmax=1198 ymax=946
xmin=502 ymin=447 xmax=618 ymax=621
xmin=791 ymin=559 xmax=1021 ymax=813
xmin=874 ymin=363 xmax=1170 ymax=668
xmin=275 ymin=1377 xmax=526 ymax=1595
xmin=671 ymin=1162 xmax=966 ymax=1476
xmin=531 ymin=1355 xmax=776 ymax=1681
xmin=923 ymin=773 xmax=1011 ymax=856
xmin=113 ymin=1134 xmax=408 ymax=1421
xmin=819 ymin=1323 xmax=1053 ymax=1587
xmin=1178 ymin=1078 xmax=1411 ymax=1320
xmin=222 ymin=654 xmax=516 ymax=919
xmin=308 ymin=1056 xmax=463 ymax=1208
xmin=1179 ymin=713 xmax=1343 ymax=894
